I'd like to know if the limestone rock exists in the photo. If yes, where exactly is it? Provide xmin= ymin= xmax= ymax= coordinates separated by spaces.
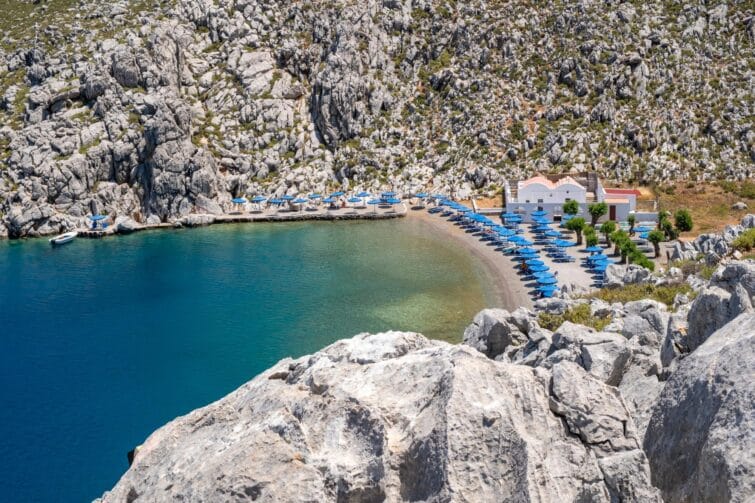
xmin=644 ymin=312 xmax=755 ymax=502
xmin=101 ymin=331 xmax=660 ymax=502
xmin=462 ymin=308 xmax=528 ymax=359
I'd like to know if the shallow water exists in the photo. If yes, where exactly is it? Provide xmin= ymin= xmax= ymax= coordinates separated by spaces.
xmin=0 ymin=218 xmax=495 ymax=502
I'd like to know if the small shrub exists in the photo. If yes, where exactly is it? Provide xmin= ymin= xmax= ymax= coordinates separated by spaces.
xmin=732 ymin=228 xmax=755 ymax=252
xmin=563 ymin=199 xmax=579 ymax=215
xmin=538 ymin=304 xmax=612 ymax=331
xmin=674 ymin=209 xmax=694 ymax=233
xmin=587 ymin=283 xmax=696 ymax=308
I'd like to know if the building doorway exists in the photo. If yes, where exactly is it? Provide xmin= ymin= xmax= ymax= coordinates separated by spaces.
xmin=609 ymin=205 xmax=616 ymax=220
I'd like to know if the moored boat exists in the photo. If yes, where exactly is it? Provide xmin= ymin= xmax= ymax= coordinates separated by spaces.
xmin=49 ymin=231 xmax=77 ymax=246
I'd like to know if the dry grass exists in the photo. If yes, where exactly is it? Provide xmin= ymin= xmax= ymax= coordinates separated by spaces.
xmin=655 ymin=181 xmax=753 ymax=237
xmin=463 ymin=196 xmax=504 ymax=209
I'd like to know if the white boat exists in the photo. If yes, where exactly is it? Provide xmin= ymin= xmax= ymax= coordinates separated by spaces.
xmin=49 ymin=231 xmax=77 ymax=246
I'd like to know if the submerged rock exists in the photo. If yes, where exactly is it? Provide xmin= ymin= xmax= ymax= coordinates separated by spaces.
xmin=101 ymin=331 xmax=659 ymax=502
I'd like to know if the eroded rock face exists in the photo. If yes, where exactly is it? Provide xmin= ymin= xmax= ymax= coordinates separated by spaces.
xmin=644 ymin=312 xmax=755 ymax=503
xmin=100 ymin=331 xmax=659 ymax=502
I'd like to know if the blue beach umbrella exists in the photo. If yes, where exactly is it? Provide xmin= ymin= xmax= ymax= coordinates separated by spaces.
xmin=348 ymin=197 xmax=361 ymax=203
xmin=415 ymin=192 xmax=428 ymax=199
xmin=545 ymin=230 xmax=562 ymax=238
xmin=367 ymin=199 xmax=381 ymax=205
xmin=518 ymin=251 xmax=539 ymax=258
xmin=382 ymin=191 xmax=397 ymax=198
xmin=293 ymin=198 xmax=308 ymax=204
xmin=525 ymin=258 xmax=545 ymax=266
xmin=356 ymin=191 xmax=371 ymax=198
xmin=588 ymin=253 xmax=609 ymax=261
xmin=88 ymin=214 xmax=107 ymax=221
xmin=251 ymin=196 xmax=267 ymax=203
xmin=501 ymin=212 xmax=518 ymax=219
xmin=533 ymin=271 xmax=554 ymax=279
xmin=555 ymin=239 xmax=576 ymax=247
xmin=330 ymin=191 xmax=345 ymax=197
xmin=531 ymin=210 xmax=548 ymax=217
xmin=517 ymin=247 xmax=538 ymax=254
xmin=537 ymin=276 xmax=558 ymax=285
xmin=322 ymin=197 xmax=336 ymax=204
xmin=516 ymin=238 xmax=534 ymax=246
xmin=386 ymin=198 xmax=401 ymax=205
xmin=308 ymin=193 xmax=322 ymax=200
xmin=281 ymin=195 xmax=295 ymax=201
xmin=269 ymin=198 xmax=283 ymax=205
xmin=639 ymin=232 xmax=649 ymax=239
xmin=534 ymin=224 xmax=551 ymax=232
xmin=584 ymin=245 xmax=603 ymax=253
xmin=635 ymin=226 xmax=652 ymax=233
xmin=528 ymin=264 xmax=550 ymax=273
xmin=231 ymin=197 xmax=247 ymax=204
xmin=537 ymin=284 xmax=559 ymax=292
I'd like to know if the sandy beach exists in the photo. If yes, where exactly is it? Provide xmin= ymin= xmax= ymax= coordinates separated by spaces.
xmin=409 ymin=207 xmax=600 ymax=312
xmin=409 ymin=208 xmax=534 ymax=311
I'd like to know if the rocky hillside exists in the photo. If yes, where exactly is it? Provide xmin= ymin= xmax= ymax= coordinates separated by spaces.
xmin=99 ymin=256 xmax=754 ymax=502
xmin=1 ymin=0 xmax=753 ymax=237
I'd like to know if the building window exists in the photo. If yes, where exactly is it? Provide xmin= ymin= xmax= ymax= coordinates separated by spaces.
xmin=565 ymin=197 xmax=571 ymax=202
xmin=537 ymin=198 xmax=543 ymax=203
xmin=525 ymin=200 xmax=530 ymax=203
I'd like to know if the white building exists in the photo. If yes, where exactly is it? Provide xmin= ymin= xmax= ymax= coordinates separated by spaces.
xmin=503 ymin=173 xmax=648 ymax=223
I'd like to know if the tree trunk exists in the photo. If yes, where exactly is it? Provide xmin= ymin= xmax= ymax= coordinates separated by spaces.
xmin=653 ymin=242 xmax=660 ymax=258
xmin=576 ymin=230 xmax=583 ymax=245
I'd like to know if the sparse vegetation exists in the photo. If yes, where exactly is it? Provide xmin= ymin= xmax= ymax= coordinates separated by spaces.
xmin=538 ymin=303 xmax=611 ymax=331
xmin=732 ymin=228 xmax=755 ymax=253
xmin=587 ymin=283 xmax=696 ymax=309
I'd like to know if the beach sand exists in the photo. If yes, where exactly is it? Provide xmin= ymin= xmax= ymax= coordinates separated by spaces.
xmin=409 ymin=208 xmax=534 ymax=311
xmin=409 ymin=208 xmax=600 ymax=312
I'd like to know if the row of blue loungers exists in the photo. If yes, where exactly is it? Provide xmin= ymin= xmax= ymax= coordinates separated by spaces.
xmin=428 ymin=200 xmax=568 ymax=299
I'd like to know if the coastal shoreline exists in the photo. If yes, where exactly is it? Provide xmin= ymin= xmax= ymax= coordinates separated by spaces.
xmin=409 ymin=209 xmax=534 ymax=311
xmin=72 ymin=204 xmax=409 ymax=239
xmin=35 ymin=200 xmax=534 ymax=311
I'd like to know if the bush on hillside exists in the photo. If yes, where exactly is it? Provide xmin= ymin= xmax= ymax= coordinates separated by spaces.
xmin=732 ymin=228 xmax=755 ymax=252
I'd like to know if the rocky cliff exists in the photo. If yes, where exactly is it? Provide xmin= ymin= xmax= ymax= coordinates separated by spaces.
xmin=101 ymin=332 xmax=662 ymax=502
xmin=1 ymin=0 xmax=753 ymax=237
xmin=100 ymin=258 xmax=754 ymax=502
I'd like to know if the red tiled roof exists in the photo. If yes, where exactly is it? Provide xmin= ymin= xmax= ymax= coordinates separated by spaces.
xmin=605 ymin=188 xmax=641 ymax=196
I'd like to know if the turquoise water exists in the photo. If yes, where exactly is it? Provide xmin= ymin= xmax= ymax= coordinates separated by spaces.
xmin=0 ymin=218 xmax=494 ymax=502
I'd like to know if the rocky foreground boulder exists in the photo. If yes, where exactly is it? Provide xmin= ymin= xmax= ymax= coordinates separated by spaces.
xmin=100 ymin=331 xmax=659 ymax=502
xmin=644 ymin=312 xmax=755 ymax=503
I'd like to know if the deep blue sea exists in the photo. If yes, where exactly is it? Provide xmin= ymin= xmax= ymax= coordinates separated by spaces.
xmin=0 ymin=218 xmax=493 ymax=502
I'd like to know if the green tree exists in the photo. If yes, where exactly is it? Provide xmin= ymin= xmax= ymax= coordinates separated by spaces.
xmin=562 ymin=199 xmax=579 ymax=216
xmin=619 ymin=239 xmax=635 ymax=264
xmin=585 ymin=229 xmax=599 ymax=247
xmin=629 ymin=250 xmax=655 ymax=271
xmin=600 ymin=221 xmax=616 ymax=247
xmin=657 ymin=210 xmax=671 ymax=229
xmin=565 ymin=217 xmax=586 ymax=245
xmin=627 ymin=214 xmax=636 ymax=235
xmin=674 ymin=209 xmax=693 ymax=233
xmin=647 ymin=229 xmax=665 ymax=258
xmin=587 ymin=202 xmax=608 ymax=227
xmin=661 ymin=218 xmax=678 ymax=240
xmin=611 ymin=229 xmax=629 ymax=256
